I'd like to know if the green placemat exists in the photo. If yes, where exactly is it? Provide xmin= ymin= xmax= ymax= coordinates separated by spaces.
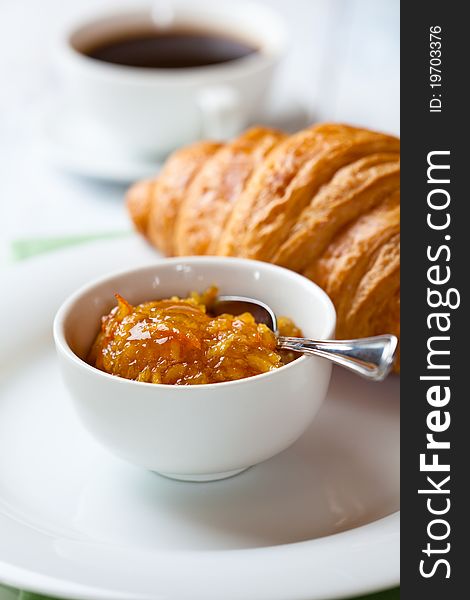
xmin=0 ymin=235 xmax=399 ymax=600
xmin=9 ymin=232 xmax=130 ymax=262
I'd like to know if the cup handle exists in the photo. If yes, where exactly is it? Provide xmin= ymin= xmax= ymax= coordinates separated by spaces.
xmin=197 ymin=85 xmax=242 ymax=140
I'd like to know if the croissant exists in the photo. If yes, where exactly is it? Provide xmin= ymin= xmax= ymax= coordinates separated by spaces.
xmin=127 ymin=123 xmax=400 ymax=369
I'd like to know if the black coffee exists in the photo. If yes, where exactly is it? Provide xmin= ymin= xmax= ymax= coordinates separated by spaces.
xmin=84 ymin=29 xmax=258 ymax=69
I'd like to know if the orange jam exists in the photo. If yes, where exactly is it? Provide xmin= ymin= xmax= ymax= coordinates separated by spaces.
xmin=88 ymin=287 xmax=301 ymax=385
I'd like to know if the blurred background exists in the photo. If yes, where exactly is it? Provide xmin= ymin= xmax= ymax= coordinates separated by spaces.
xmin=0 ymin=0 xmax=399 ymax=264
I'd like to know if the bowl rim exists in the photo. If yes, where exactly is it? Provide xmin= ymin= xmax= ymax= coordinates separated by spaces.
xmin=53 ymin=256 xmax=336 ymax=390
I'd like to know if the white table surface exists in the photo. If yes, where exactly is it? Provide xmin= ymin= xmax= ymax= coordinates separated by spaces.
xmin=0 ymin=0 xmax=399 ymax=263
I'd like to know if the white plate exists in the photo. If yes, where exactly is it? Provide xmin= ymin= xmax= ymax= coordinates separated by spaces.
xmin=0 ymin=237 xmax=400 ymax=600
xmin=39 ymin=107 xmax=162 ymax=183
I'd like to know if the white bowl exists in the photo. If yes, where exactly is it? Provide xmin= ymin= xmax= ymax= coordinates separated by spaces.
xmin=53 ymin=257 xmax=336 ymax=481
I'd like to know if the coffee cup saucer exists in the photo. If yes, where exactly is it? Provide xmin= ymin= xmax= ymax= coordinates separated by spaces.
xmin=39 ymin=104 xmax=162 ymax=183
xmin=38 ymin=95 xmax=310 ymax=184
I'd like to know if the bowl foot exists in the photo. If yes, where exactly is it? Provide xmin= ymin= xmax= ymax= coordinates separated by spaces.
xmin=156 ymin=467 xmax=249 ymax=482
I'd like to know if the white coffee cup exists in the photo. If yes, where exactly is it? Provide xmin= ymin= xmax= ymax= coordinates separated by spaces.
xmin=58 ymin=1 xmax=287 ymax=158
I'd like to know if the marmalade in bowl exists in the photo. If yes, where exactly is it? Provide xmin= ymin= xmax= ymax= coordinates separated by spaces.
xmin=88 ymin=287 xmax=302 ymax=385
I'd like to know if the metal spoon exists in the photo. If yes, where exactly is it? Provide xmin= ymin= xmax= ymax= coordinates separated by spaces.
xmin=212 ymin=296 xmax=398 ymax=382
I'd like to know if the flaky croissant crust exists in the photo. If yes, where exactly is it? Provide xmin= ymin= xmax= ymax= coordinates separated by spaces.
xmin=127 ymin=123 xmax=400 ymax=369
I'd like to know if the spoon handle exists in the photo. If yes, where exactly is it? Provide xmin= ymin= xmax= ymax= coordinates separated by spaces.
xmin=277 ymin=334 xmax=398 ymax=381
